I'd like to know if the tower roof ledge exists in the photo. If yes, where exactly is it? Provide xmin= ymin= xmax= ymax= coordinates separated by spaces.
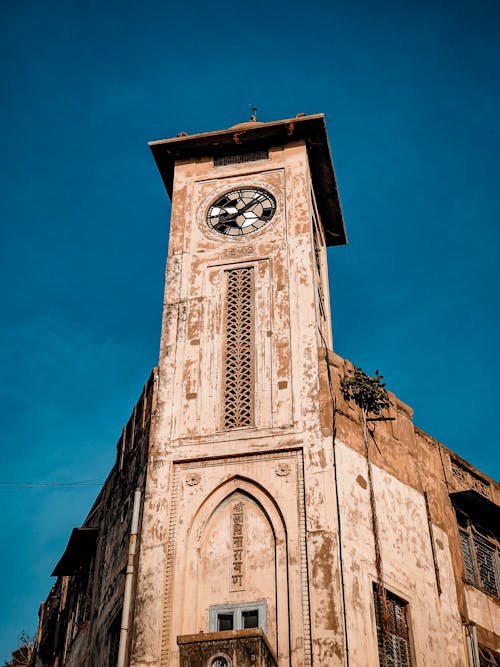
xmin=149 ymin=113 xmax=347 ymax=247
xmin=228 ymin=120 xmax=266 ymax=130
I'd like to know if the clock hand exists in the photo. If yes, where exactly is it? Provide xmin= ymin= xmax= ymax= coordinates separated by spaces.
xmin=210 ymin=193 xmax=268 ymax=229
xmin=213 ymin=195 xmax=265 ymax=227
xmin=211 ymin=211 xmax=241 ymax=229
xmin=211 ymin=205 xmax=238 ymax=221
xmin=236 ymin=194 xmax=266 ymax=215
xmin=212 ymin=201 xmax=253 ymax=222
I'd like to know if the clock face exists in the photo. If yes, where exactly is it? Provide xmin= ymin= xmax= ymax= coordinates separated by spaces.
xmin=207 ymin=188 xmax=276 ymax=236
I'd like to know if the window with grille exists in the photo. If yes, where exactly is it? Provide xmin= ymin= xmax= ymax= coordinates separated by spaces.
xmin=479 ymin=645 xmax=500 ymax=666
xmin=457 ymin=511 xmax=500 ymax=597
xmin=373 ymin=586 xmax=413 ymax=667
xmin=223 ymin=267 xmax=254 ymax=429
xmin=214 ymin=150 xmax=268 ymax=167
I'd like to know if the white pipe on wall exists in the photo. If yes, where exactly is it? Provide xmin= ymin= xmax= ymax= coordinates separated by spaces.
xmin=117 ymin=489 xmax=142 ymax=667
xmin=466 ymin=632 xmax=474 ymax=666
xmin=465 ymin=623 xmax=481 ymax=667
xmin=470 ymin=624 xmax=481 ymax=666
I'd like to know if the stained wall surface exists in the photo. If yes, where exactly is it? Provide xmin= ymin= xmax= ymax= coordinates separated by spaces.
xmin=130 ymin=137 xmax=347 ymax=667
xmin=31 ymin=117 xmax=500 ymax=667
xmin=328 ymin=349 xmax=500 ymax=665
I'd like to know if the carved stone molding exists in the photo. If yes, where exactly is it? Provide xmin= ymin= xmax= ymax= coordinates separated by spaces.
xmin=186 ymin=472 xmax=201 ymax=486
xmin=160 ymin=450 xmax=310 ymax=666
xmin=275 ymin=462 xmax=291 ymax=477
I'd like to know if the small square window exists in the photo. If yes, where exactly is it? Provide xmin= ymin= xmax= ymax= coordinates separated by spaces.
xmin=217 ymin=614 xmax=234 ymax=631
xmin=242 ymin=610 xmax=259 ymax=628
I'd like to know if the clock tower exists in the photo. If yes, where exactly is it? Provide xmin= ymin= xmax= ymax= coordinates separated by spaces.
xmin=131 ymin=114 xmax=347 ymax=667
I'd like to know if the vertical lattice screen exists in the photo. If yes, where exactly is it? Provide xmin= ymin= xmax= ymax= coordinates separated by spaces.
xmin=373 ymin=586 xmax=412 ymax=667
xmin=457 ymin=511 xmax=500 ymax=597
xmin=479 ymin=645 xmax=500 ymax=666
xmin=223 ymin=267 xmax=254 ymax=429
xmin=459 ymin=528 xmax=478 ymax=585
xmin=473 ymin=531 xmax=500 ymax=597
xmin=214 ymin=150 xmax=268 ymax=166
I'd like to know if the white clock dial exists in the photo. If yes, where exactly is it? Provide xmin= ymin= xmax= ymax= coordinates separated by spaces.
xmin=207 ymin=188 xmax=276 ymax=236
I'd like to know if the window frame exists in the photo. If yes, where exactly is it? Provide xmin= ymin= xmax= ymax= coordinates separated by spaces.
xmin=209 ymin=601 xmax=267 ymax=633
xmin=457 ymin=510 xmax=500 ymax=598
xmin=372 ymin=584 xmax=414 ymax=667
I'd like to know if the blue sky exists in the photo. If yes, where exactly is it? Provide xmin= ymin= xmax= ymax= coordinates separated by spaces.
xmin=1 ymin=0 xmax=499 ymax=659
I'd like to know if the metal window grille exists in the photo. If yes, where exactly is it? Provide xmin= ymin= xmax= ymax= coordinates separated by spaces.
xmin=459 ymin=528 xmax=478 ymax=586
xmin=473 ymin=530 xmax=500 ymax=596
xmin=214 ymin=150 xmax=268 ymax=167
xmin=211 ymin=658 xmax=229 ymax=667
xmin=457 ymin=513 xmax=500 ymax=597
xmin=479 ymin=645 xmax=500 ymax=666
xmin=373 ymin=586 xmax=412 ymax=667
xmin=223 ymin=268 xmax=254 ymax=429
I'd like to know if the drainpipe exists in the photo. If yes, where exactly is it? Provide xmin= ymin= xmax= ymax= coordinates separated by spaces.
xmin=465 ymin=623 xmax=480 ymax=666
xmin=117 ymin=489 xmax=142 ymax=667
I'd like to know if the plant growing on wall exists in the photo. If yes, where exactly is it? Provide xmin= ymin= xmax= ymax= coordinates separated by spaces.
xmin=340 ymin=366 xmax=392 ymax=637
xmin=340 ymin=367 xmax=390 ymax=417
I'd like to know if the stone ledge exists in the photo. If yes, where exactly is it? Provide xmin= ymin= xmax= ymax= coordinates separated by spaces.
xmin=177 ymin=628 xmax=278 ymax=667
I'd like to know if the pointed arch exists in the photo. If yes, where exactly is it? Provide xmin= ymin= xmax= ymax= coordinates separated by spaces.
xmin=180 ymin=475 xmax=290 ymax=661
xmin=187 ymin=474 xmax=288 ymax=545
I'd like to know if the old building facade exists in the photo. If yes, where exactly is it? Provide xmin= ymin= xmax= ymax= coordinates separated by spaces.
xmin=33 ymin=115 xmax=499 ymax=666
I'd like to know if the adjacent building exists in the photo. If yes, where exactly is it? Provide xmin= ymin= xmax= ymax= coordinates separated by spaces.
xmin=32 ymin=114 xmax=499 ymax=666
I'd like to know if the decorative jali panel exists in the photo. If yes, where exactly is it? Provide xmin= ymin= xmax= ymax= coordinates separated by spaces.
xmin=214 ymin=150 xmax=269 ymax=166
xmin=451 ymin=458 xmax=490 ymax=498
xmin=223 ymin=268 xmax=254 ymax=429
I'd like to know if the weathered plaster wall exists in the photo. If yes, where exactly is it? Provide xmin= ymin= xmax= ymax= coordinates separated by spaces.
xmin=465 ymin=585 xmax=500 ymax=639
xmin=33 ymin=119 xmax=499 ymax=667
xmin=336 ymin=441 xmax=464 ymax=666
xmin=131 ymin=139 xmax=346 ymax=667
xmin=326 ymin=350 xmax=500 ymax=662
